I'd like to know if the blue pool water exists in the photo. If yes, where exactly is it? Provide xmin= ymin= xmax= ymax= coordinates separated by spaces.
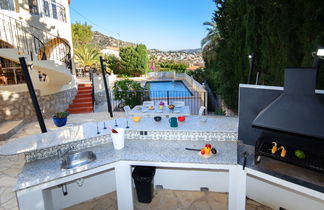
xmin=145 ymin=81 xmax=192 ymax=98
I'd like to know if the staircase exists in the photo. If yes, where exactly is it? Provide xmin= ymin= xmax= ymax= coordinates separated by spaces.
xmin=0 ymin=13 xmax=73 ymax=85
xmin=68 ymin=84 xmax=94 ymax=114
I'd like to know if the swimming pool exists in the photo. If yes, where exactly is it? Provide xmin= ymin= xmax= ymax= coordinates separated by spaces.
xmin=145 ymin=81 xmax=192 ymax=98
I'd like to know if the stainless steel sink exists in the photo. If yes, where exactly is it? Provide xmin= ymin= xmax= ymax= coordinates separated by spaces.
xmin=61 ymin=151 xmax=96 ymax=169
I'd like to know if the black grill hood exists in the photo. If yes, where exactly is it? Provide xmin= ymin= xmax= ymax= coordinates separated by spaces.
xmin=252 ymin=68 xmax=324 ymax=139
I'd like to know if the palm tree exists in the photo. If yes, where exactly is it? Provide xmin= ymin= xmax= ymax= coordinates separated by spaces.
xmin=201 ymin=20 xmax=219 ymax=50
xmin=74 ymin=45 xmax=101 ymax=72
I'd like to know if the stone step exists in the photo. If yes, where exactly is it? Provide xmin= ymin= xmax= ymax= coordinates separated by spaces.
xmin=78 ymin=83 xmax=92 ymax=88
xmin=69 ymin=102 xmax=93 ymax=108
xmin=0 ymin=120 xmax=24 ymax=141
xmin=78 ymin=86 xmax=92 ymax=91
xmin=67 ymin=107 xmax=93 ymax=114
xmin=76 ymin=92 xmax=92 ymax=97
xmin=78 ymin=89 xmax=92 ymax=94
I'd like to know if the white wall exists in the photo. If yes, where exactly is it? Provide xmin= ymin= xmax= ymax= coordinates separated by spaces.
xmin=154 ymin=168 xmax=229 ymax=192
xmin=94 ymin=74 xmax=117 ymax=93
xmin=47 ymin=169 xmax=116 ymax=210
xmin=0 ymin=75 xmax=77 ymax=96
xmin=246 ymin=175 xmax=324 ymax=210
xmin=41 ymin=167 xmax=324 ymax=210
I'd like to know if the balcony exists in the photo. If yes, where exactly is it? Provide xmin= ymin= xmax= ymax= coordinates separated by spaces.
xmin=29 ymin=0 xmax=66 ymax=22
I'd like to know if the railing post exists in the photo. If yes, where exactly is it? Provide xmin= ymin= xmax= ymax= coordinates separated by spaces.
xmin=19 ymin=57 xmax=47 ymax=133
xmin=204 ymin=91 xmax=207 ymax=115
xmin=100 ymin=56 xmax=113 ymax=118
xmin=90 ymin=69 xmax=95 ymax=112
xmin=167 ymin=90 xmax=170 ymax=105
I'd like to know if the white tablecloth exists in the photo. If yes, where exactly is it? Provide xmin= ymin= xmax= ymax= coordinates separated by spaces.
xmin=129 ymin=105 xmax=190 ymax=117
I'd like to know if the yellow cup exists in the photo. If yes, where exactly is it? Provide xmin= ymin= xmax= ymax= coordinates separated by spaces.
xmin=132 ymin=116 xmax=141 ymax=122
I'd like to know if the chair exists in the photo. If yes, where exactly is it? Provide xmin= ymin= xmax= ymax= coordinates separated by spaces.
xmin=143 ymin=101 xmax=154 ymax=107
xmin=173 ymin=101 xmax=185 ymax=107
xmin=123 ymin=105 xmax=131 ymax=117
xmin=198 ymin=106 xmax=206 ymax=116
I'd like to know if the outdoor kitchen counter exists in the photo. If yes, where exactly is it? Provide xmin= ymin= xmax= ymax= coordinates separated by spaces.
xmin=16 ymin=139 xmax=237 ymax=191
xmin=0 ymin=116 xmax=238 ymax=155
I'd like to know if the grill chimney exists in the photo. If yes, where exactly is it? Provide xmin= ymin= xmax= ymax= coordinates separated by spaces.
xmin=252 ymin=68 xmax=324 ymax=139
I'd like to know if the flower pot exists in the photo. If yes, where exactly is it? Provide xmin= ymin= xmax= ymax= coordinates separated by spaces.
xmin=53 ymin=116 xmax=67 ymax=127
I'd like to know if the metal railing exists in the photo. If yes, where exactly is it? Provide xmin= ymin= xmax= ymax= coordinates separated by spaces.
xmin=0 ymin=13 xmax=72 ymax=72
xmin=28 ymin=0 xmax=66 ymax=22
xmin=90 ymin=70 xmax=95 ymax=112
xmin=0 ymin=66 xmax=23 ymax=85
xmin=110 ymin=90 xmax=207 ymax=115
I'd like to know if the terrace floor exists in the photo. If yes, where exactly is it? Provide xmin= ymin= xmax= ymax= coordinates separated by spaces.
xmin=65 ymin=189 xmax=272 ymax=210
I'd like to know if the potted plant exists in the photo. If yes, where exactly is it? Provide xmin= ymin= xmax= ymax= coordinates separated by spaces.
xmin=53 ymin=111 xmax=69 ymax=127
xmin=159 ymin=101 xmax=165 ymax=109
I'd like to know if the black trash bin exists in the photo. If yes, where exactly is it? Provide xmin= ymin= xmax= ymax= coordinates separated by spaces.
xmin=132 ymin=166 xmax=156 ymax=203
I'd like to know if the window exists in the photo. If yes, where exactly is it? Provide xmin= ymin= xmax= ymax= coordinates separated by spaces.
xmin=43 ymin=0 xmax=50 ymax=17
xmin=28 ymin=0 xmax=66 ymax=22
xmin=28 ymin=0 xmax=39 ymax=15
xmin=0 ymin=0 xmax=15 ymax=11
xmin=52 ymin=0 xmax=57 ymax=19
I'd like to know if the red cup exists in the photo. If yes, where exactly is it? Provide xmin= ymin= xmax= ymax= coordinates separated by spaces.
xmin=178 ymin=116 xmax=185 ymax=122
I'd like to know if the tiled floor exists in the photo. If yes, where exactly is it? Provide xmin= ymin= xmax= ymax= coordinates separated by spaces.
xmin=65 ymin=189 xmax=273 ymax=210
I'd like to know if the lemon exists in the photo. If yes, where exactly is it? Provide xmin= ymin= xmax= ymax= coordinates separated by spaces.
xmin=294 ymin=150 xmax=306 ymax=159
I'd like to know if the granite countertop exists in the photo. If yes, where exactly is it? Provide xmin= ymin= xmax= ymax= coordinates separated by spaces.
xmin=0 ymin=116 xmax=238 ymax=155
xmin=16 ymin=139 xmax=237 ymax=191
xmin=237 ymin=143 xmax=324 ymax=193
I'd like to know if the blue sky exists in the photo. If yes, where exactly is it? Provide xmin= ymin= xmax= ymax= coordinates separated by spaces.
xmin=69 ymin=0 xmax=216 ymax=51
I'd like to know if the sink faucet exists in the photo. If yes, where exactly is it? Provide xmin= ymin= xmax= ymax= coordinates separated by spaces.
xmin=57 ymin=145 xmax=76 ymax=158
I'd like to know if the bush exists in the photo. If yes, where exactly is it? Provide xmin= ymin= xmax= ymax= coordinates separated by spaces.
xmin=113 ymin=79 xmax=146 ymax=108
xmin=158 ymin=62 xmax=188 ymax=73
xmin=187 ymin=68 xmax=205 ymax=83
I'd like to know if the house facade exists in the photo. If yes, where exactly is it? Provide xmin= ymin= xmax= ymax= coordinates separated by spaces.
xmin=0 ymin=0 xmax=77 ymax=121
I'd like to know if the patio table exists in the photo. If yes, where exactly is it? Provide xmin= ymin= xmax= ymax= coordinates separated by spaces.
xmin=129 ymin=105 xmax=190 ymax=117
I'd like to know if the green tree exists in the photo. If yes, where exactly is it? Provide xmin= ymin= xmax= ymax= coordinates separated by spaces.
xmin=105 ymin=55 xmax=123 ymax=74
xmin=203 ymin=0 xmax=324 ymax=112
xmin=74 ymin=46 xmax=101 ymax=71
xmin=71 ymin=22 xmax=93 ymax=48
xmin=119 ymin=46 xmax=139 ymax=75
xmin=136 ymin=44 xmax=149 ymax=74
xmin=201 ymin=20 xmax=219 ymax=50
xmin=118 ymin=44 xmax=149 ymax=76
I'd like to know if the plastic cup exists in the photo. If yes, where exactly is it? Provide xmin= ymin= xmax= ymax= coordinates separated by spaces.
xmin=111 ymin=128 xmax=125 ymax=150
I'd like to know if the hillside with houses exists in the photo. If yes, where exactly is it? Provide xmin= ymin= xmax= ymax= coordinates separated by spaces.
xmin=92 ymin=31 xmax=204 ymax=68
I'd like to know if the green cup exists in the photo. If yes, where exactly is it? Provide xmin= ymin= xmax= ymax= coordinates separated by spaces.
xmin=169 ymin=117 xmax=178 ymax=127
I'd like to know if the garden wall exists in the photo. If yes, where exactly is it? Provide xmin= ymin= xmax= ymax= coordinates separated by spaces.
xmin=0 ymin=88 xmax=77 ymax=121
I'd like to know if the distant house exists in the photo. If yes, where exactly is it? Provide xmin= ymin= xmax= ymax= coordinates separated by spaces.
xmin=186 ymin=65 xmax=203 ymax=71
xmin=101 ymin=46 xmax=119 ymax=58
